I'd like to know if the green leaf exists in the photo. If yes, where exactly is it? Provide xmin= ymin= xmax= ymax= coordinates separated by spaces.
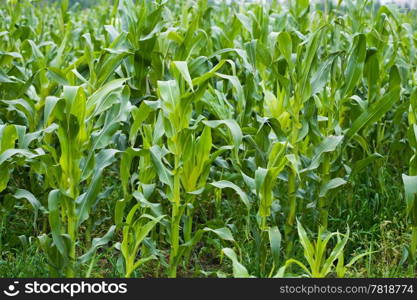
xmin=14 ymin=188 xmax=44 ymax=212
xmin=341 ymin=34 xmax=367 ymax=98
xmin=402 ymin=174 xmax=417 ymax=223
xmin=277 ymin=32 xmax=292 ymax=68
xmin=319 ymin=178 xmax=347 ymax=197
xmin=222 ymin=248 xmax=250 ymax=278
xmin=350 ymin=153 xmax=383 ymax=177
xmin=173 ymin=61 xmax=194 ymax=91
xmin=204 ymin=227 xmax=235 ymax=242
xmin=79 ymin=226 xmax=116 ymax=263
xmin=306 ymin=136 xmax=344 ymax=171
xmin=346 ymin=87 xmax=400 ymax=142
xmin=76 ymin=149 xmax=119 ymax=227
xmin=296 ymin=220 xmax=315 ymax=264
xmin=0 ymin=124 xmax=17 ymax=153
xmin=149 ymin=145 xmax=173 ymax=189
xmin=269 ymin=226 xmax=282 ymax=268
xmin=48 ymin=190 xmax=68 ymax=257
xmin=210 ymin=180 xmax=251 ymax=209
xmin=203 ymin=119 xmax=242 ymax=158
xmin=87 ymin=78 xmax=127 ymax=114
xmin=14 ymin=188 xmax=45 ymax=228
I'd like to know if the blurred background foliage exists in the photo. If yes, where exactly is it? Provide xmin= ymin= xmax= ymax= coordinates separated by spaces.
xmin=44 ymin=0 xmax=105 ymax=8
xmin=40 ymin=0 xmax=417 ymax=10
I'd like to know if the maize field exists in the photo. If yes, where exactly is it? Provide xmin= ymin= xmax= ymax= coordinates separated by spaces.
xmin=0 ymin=0 xmax=417 ymax=278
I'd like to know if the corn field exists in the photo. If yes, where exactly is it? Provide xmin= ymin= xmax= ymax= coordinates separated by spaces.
xmin=0 ymin=0 xmax=417 ymax=278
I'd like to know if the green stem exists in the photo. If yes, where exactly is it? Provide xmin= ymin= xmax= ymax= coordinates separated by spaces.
xmin=168 ymin=203 xmax=180 ymax=278
xmin=260 ymin=230 xmax=268 ymax=277
xmin=286 ymin=101 xmax=299 ymax=242
xmin=286 ymin=169 xmax=297 ymax=229
xmin=125 ymin=256 xmax=134 ymax=278
xmin=168 ymin=150 xmax=181 ymax=278
xmin=319 ymin=153 xmax=331 ymax=229
xmin=66 ymin=200 xmax=76 ymax=278
xmin=183 ymin=194 xmax=196 ymax=266
xmin=285 ymin=168 xmax=297 ymax=257
xmin=184 ymin=194 xmax=195 ymax=243
xmin=261 ymin=216 xmax=267 ymax=231
xmin=42 ymin=216 xmax=48 ymax=234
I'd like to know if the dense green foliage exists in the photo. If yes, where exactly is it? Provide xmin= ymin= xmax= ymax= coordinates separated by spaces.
xmin=0 ymin=0 xmax=417 ymax=278
xmin=45 ymin=0 xmax=104 ymax=8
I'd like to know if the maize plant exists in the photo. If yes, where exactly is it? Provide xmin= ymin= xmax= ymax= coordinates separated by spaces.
xmin=1 ymin=0 xmax=417 ymax=278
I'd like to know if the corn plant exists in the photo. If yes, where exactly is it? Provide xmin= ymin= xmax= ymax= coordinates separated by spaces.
xmin=283 ymin=221 xmax=371 ymax=278
xmin=121 ymin=205 xmax=164 ymax=278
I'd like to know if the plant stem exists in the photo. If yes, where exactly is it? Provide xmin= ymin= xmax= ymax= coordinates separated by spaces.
xmin=66 ymin=200 xmax=76 ymax=278
xmin=168 ymin=203 xmax=180 ymax=278
xmin=183 ymin=194 xmax=196 ymax=266
xmin=261 ymin=216 xmax=267 ymax=231
xmin=319 ymin=153 xmax=330 ymax=229
xmin=168 ymin=151 xmax=181 ymax=278
xmin=285 ymin=168 xmax=297 ymax=256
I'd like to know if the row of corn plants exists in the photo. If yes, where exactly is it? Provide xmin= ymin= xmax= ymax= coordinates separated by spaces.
xmin=0 ymin=0 xmax=416 ymax=277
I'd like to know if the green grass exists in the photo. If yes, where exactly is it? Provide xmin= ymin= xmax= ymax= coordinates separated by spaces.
xmin=1 ymin=0 xmax=417 ymax=278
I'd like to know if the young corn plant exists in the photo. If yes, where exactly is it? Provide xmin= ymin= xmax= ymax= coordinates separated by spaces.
xmin=39 ymin=78 xmax=128 ymax=276
xmin=156 ymin=60 xmax=210 ymax=277
xmin=283 ymin=221 xmax=370 ymax=278
xmin=121 ymin=204 xmax=164 ymax=278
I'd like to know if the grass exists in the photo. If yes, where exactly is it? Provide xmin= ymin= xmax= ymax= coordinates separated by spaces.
xmin=1 ymin=0 xmax=417 ymax=278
